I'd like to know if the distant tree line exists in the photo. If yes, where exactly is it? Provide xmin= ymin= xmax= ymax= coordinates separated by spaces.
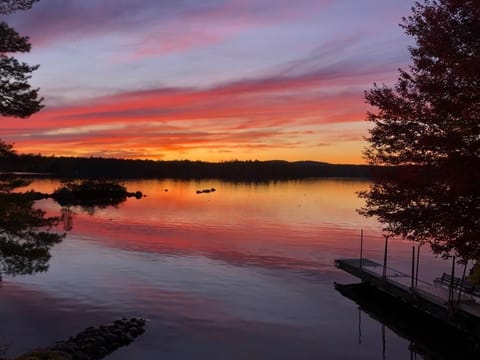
xmin=0 ymin=154 xmax=373 ymax=180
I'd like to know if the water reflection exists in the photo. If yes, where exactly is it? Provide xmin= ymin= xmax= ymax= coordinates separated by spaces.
xmin=359 ymin=166 xmax=480 ymax=262
xmin=53 ymin=180 xmax=140 ymax=230
xmin=335 ymin=283 xmax=480 ymax=359
xmin=58 ymin=179 xmax=379 ymax=275
xmin=0 ymin=175 xmax=64 ymax=278
xmin=0 ymin=178 xmax=459 ymax=359
xmin=0 ymin=178 xmax=135 ymax=276
xmin=60 ymin=207 xmax=73 ymax=231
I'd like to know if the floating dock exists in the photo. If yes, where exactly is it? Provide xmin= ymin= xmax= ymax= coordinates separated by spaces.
xmin=335 ymin=258 xmax=480 ymax=339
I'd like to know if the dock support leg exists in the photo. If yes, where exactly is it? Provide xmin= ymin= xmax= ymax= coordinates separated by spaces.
xmin=448 ymin=256 xmax=456 ymax=317
xmin=457 ymin=262 xmax=467 ymax=304
xmin=415 ymin=245 xmax=420 ymax=287
xmin=411 ymin=246 xmax=416 ymax=289
xmin=382 ymin=235 xmax=389 ymax=279
xmin=360 ymin=229 xmax=363 ymax=272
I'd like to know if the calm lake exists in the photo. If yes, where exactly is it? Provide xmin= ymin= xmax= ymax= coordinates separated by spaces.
xmin=0 ymin=178 xmax=456 ymax=359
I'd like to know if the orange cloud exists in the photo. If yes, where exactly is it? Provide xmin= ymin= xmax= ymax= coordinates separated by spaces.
xmin=0 ymin=64 xmax=383 ymax=163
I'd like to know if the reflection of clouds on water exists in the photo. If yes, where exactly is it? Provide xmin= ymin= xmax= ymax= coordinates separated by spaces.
xmin=1 ymin=178 xmax=456 ymax=359
xmin=34 ymin=178 xmax=453 ymax=281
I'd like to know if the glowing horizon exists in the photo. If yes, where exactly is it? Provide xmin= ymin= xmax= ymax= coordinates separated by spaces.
xmin=0 ymin=0 xmax=414 ymax=164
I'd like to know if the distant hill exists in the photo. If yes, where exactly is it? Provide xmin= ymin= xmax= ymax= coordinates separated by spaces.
xmin=1 ymin=154 xmax=373 ymax=180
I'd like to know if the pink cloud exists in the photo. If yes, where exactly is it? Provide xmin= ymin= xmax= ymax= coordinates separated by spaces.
xmin=9 ymin=0 xmax=330 ymax=61
xmin=0 ymin=57 xmax=390 ymax=163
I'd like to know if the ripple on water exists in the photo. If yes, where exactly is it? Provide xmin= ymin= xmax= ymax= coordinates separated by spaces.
xmin=0 ymin=179 xmax=455 ymax=360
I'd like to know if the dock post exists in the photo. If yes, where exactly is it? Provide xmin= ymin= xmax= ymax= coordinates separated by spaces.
xmin=382 ymin=235 xmax=389 ymax=279
xmin=360 ymin=229 xmax=364 ymax=272
xmin=381 ymin=324 xmax=386 ymax=360
xmin=457 ymin=262 xmax=467 ymax=304
xmin=358 ymin=309 xmax=362 ymax=345
xmin=411 ymin=246 xmax=416 ymax=289
xmin=448 ymin=256 xmax=456 ymax=316
xmin=450 ymin=256 xmax=456 ymax=301
xmin=415 ymin=245 xmax=420 ymax=287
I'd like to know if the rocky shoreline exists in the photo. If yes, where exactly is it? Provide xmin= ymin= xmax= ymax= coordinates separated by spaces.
xmin=15 ymin=318 xmax=146 ymax=360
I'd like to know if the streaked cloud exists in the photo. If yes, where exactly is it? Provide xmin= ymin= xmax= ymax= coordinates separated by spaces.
xmin=0 ymin=67 xmax=374 ymax=162
xmin=8 ymin=0 xmax=330 ymax=57
xmin=1 ymin=0 xmax=414 ymax=163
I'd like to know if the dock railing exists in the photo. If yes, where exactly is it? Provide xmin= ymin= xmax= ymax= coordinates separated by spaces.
xmin=435 ymin=273 xmax=480 ymax=299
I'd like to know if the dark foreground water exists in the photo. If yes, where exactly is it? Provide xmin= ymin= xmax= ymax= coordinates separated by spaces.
xmin=0 ymin=179 xmax=458 ymax=359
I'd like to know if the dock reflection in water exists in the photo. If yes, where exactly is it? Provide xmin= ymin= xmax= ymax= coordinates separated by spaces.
xmin=336 ymin=282 xmax=480 ymax=359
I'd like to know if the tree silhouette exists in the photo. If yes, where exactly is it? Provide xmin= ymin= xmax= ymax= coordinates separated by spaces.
xmin=0 ymin=0 xmax=38 ymax=14
xmin=360 ymin=1 xmax=480 ymax=261
xmin=0 ymin=0 xmax=42 ymax=118
xmin=0 ymin=1 xmax=64 ymax=278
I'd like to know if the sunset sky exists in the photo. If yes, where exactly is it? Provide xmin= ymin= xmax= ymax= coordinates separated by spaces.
xmin=1 ymin=0 xmax=413 ymax=163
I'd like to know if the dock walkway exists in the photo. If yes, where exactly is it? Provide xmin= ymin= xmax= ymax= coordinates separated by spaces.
xmin=335 ymin=258 xmax=480 ymax=338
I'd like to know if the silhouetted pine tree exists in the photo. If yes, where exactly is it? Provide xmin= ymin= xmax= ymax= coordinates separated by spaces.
xmin=0 ymin=1 xmax=64 ymax=278
xmin=0 ymin=0 xmax=42 ymax=118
